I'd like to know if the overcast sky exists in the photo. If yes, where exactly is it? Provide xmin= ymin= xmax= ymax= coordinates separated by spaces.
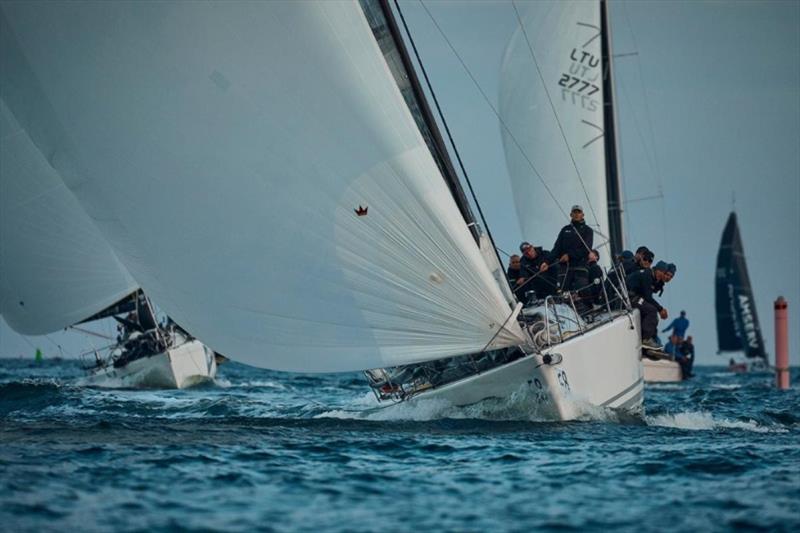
xmin=1 ymin=0 xmax=798 ymax=366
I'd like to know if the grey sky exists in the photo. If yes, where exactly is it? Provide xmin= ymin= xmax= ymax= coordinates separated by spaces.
xmin=1 ymin=0 xmax=798 ymax=366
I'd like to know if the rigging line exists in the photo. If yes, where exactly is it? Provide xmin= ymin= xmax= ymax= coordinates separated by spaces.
xmin=392 ymin=0 xmax=503 ymax=269
xmin=624 ymin=193 xmax=664 ymax=205
xmin=44 ymin=333 xmax=69 ymax=357
xmin=621 ymin=0 xmax=669 ymax=267
xmin=416 ymin=0 xmax=567 ymax=218
xmin=480 ymin=304 xmax=523 ymax=354
xmin=19 ymin=334 xmax=38 ymax=352
xmin=510 ymin=0 xmax=601 ymax=230
xmin=617 ymin=73 xmax=660 ymax=196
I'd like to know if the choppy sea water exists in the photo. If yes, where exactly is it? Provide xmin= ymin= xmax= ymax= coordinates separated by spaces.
xmin=1 ymin=359 xmax=798 ymax=532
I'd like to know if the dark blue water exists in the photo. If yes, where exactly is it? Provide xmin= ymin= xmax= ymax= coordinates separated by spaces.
xmin=1 ymin=359 xmax=798 ymax=532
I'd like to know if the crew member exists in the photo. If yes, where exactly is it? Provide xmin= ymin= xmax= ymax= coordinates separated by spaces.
xmin=506 ymin=254 xmax=526 ymax=302
xmin=683 ymin=335 xmax=696 ymax=376
xmin=662 ymin=310 xmax=690 ymax=341
xmin=520 ymin=242 xmax=556 ymax=300
xmin=626 ymin=251 xmax=668 ymax=348
xmin=585 ymin=249 xmax=604 ymax=305
xmin=540 ymin=205 xmax=593 ymax=292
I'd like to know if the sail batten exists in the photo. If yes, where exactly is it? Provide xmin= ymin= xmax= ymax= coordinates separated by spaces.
xmin=0 ymin=0 xmax=525 ymax=372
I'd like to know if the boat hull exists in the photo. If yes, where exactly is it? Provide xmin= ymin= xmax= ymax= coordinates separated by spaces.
xmin=86 ymin=340 xmax=217 ymax=389
xmin=402 ymin=311 xmax=643 ymax=421
xmin=643 ymin=358 xmax=683 ymax=382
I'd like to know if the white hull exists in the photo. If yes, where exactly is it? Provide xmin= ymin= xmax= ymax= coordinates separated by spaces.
xmin=643 ymin=358 xmax=683 ymax=382
xmin=401 ymin=311 xmax=643 ymax=421
xmin=87 ymin=340 xmax=217 ymax=389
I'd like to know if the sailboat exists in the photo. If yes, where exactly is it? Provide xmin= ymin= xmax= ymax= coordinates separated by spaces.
xmin=715 ymin=211 xmax=769 ymax=372
xmin=0 ymin=0 xmax=642 ymax=418
xmin=0 ymin=96 xmax=216 ymax=389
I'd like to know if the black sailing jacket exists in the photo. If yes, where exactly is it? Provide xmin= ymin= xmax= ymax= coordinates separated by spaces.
xmin=626 ymin=267 xmax=663 ymax=311
xmin=547 ymin=221 xmax=593 ymax=267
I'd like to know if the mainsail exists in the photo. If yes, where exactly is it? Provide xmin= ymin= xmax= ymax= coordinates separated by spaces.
xmin=715 ymin=212 xmax=766 ymax=360
xmin=498 ymin=0 xmax=623 ymax=263
xmin=0 ymin=1 xmax=526 ymax=372
xmin=0 ymin=97 xmax=138 ymax=335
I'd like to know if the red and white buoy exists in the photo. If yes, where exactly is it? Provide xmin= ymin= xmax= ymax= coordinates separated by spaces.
xmin=774 ymin=296 xmax=790 ymax=390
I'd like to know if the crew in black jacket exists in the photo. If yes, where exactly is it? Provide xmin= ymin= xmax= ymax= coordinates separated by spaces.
xmin=626 ymin=253 xmax=669 ymax=348
xmin=506 ymin=254 xmax=526 ymax=303
xmin=540 ymin=205 xmax=593 ymax=292
xmin=585 ymin=249 xmax=604 ymax=304
xmin=519 ymin=242 xmax=557 ymax=301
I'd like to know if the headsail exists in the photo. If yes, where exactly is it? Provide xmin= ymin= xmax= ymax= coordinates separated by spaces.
xmin=715 ymin=212 xmax=766 ymax=360
xmin=0 ymin=1 xmax=525 ymax=372
xmin=499 ymin=0 xmax=613 ymax=263
xmin=0 ymin=98 xmax=138 ymax=335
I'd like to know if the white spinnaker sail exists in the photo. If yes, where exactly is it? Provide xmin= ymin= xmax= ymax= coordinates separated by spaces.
xmin=0 ymin=99 xmax=138 ymax=335
xmin=0 ymin=1 xmax=525 ymax=372
xmin=499 ymin=1 xmax=610 ymax=263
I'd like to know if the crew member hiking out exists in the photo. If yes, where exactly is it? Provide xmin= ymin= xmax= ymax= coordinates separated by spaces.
xmin=626 ymin=252 xmax=669 ymax=349
xmin=540 ymin=205 xmax=593 ymax=293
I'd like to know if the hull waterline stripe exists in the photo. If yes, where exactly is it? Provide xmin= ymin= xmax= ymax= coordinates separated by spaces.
xmin=616 ymin=388 xmax=643 ymax=411
xmin=601 ymin=377 xmax=643 ymax=407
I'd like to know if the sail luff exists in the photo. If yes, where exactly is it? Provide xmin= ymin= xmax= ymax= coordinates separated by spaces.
xmin=364 ymin=0 xmax=479 ymax=243
xmin=600 ymin=0 xmax=625 ymax=256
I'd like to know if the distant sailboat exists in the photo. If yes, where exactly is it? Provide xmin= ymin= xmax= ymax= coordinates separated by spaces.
xmin=0 ymin=96 xmax=215 ymax=388
xmin=0 ymin=0 xmax=642 ymax=417
xmin=715 ymin=211 xmax=768 ymax=372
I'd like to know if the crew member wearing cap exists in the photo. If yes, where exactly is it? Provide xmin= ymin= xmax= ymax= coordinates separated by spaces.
xmin=519 ymin=241 xmax=557 ymax=301
xmin=625 ymin=246 xmax=651 ymax=275
xmin=539 ymin=205 xmax=594 ymax=293
xmin=625 ymin=252 xmax=669 ymax=349
xmin=653 ymin=262 xmax=676 ymax=296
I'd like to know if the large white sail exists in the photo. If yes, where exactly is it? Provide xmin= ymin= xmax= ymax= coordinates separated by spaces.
xmin=0 ymin=1 xmax=525 ymax=372
xmin=499 ymin=0 xmax=610 ymax=262
xmin=0 ymin=99 xmax=138 ymax=335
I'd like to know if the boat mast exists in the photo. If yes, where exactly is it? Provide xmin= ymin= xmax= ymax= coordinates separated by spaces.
xmin=370 ymin=0 xmax=480 ymax=243
xmin=600 ymin=0 xmax=625 ymax=256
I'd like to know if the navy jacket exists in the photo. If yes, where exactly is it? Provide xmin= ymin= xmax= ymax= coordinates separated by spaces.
xmin=547 ymin=221 xmax=593 ymax=266
xmin=626 ymin=267 xmax=663 ymax=311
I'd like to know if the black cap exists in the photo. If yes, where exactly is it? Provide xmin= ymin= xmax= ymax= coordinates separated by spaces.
xmin=519 ymin=241 xmax=532 ymax=252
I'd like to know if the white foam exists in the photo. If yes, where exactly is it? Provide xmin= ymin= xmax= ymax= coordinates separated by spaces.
xmin=646 ymin=410 xmax=786 ymax=433
xmin=315 ymin=386 xmax=623 ymax=423
xmin=710 ymin=383 xmax=742 ymax=390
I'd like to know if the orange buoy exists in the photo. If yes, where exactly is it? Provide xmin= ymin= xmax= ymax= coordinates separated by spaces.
xmin=774 ymin=297 xmax=790 ymax=390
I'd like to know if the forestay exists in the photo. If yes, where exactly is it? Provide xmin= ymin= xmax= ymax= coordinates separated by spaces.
xmin=499 ymin=0 xmax=610 ymax=263
xmin=0 ymin=99 xmax=138 ymax=335
xmin=0 ymin=1 xmax=525 ymax=372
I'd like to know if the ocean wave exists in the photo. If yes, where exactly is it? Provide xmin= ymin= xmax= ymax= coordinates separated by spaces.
xmin=645 ymin=410 xmax=787 ymax=433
